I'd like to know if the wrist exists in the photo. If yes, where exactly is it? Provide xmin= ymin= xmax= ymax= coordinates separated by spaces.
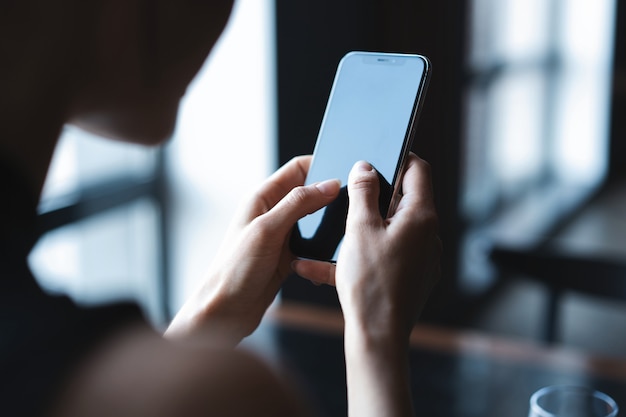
xmin=341 ymin=300 xmax=411 ymax=348
xmin=166 ymin=281 xmax=246 ymax=347
xmin=344 ymin=316 xmax=409 ymax=358
xmin=343 ymin=316 xmax=414 ymax=417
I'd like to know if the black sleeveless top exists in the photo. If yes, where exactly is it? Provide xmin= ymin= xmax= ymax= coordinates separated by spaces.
xmin=0 ymin=160 xmax=145 ymax=417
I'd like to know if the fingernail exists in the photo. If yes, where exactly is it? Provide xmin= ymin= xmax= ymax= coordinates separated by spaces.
xmin=354 ymin=161 xmax=373 ymax=172
xmin=315 ymin=179 xmax=341 ymax=196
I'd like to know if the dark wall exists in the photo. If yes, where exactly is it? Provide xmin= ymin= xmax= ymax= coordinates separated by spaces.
xmin=276 ymin=0 xmax=468 ymax=322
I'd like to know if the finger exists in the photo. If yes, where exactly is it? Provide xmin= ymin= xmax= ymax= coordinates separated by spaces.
xmin=255 ymin=155 xmax=313 ymax=210
xmin=346 ymin=161 xmax=382 ymax=229
xmin=395 ymin=153 xmax=436 ymax=214
xmin=260 ymin=178 xmax=341 ymax=234
xmin=291 ymin=259 xmax=336 ymax=286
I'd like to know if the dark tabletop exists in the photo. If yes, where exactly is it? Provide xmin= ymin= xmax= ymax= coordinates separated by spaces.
xmin=261 ymin=303 xmax=626 ymax=417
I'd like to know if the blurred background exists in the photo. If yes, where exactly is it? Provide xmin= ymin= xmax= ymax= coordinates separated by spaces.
xmin=30 ymin=0 xmax=626 ymax=357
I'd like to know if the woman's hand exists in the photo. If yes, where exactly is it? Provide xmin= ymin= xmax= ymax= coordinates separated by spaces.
xmin=165 ymin=155 xmax=341 ymax=346
xmin=293 ymin=153 xmax=440 ymax=334
xmin=292 ymin=153 xmax=441 ymax=417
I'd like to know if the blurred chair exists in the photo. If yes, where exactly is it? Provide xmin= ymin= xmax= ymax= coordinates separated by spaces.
xmin=491 ymin=246 xmax=626 ymax=343
xmin=490 ymin=181 xmax=626 ymax=344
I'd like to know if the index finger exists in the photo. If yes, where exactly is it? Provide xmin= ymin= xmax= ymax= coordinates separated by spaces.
xmin=394 ymin=153 xmax=436 ymax=215
xmin=254 ymin=155 xmax=312 ymax=210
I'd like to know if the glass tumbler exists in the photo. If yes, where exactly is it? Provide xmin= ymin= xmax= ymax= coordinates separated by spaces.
xmin=529 ymin=386 xmax=618 ymax=417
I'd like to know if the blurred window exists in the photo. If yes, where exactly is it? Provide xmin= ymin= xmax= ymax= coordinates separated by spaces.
xmin=461 ymin=0 xmax=616 ymax=291
xmin=29 ymin=0 xmax=275 ymax=325
xmin=31 ymin=127 xmax=164 ymax=322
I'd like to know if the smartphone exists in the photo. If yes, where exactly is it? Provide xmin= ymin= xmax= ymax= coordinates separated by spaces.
xmin=290 ymin=51 xmax=431 ymax=262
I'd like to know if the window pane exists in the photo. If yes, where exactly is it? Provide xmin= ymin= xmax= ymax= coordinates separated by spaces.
xmin=551 ymin=72 xmax=612 ymax=184
xmin=461 ymin=0 xmax=616 ymax=294
xmin=43 ymin=127 xmax=158 ymax=201
xmin=550 ymin=0 xmax=616 ymax=185
xmin=494 ymin=0 xmax=551 ymax=61
xmin=469 ymin=0 xmax=551 ymax=66
xmin=488 ymin=71 xmax=547 ymax=196
xmin=462 ymin=86 xmax=497 ymax=220
xmin=30 ymin=199 xmax=161 ymax=322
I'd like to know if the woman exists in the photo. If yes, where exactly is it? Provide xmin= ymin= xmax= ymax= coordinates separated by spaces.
xmin=0 ymin=1 xmax=441 ymax=416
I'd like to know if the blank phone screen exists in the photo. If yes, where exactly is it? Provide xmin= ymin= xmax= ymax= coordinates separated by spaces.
xmin=290 ymin=52 xmax=428 ymax=262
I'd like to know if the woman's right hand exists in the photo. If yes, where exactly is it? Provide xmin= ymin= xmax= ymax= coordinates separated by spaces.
xmin=337 ymin=154 xmax=441 ymax=342
xmin=292 ymin=153 xmax=441 ymax=417
xmin=293 ymin=152 xmax=440 ymax=340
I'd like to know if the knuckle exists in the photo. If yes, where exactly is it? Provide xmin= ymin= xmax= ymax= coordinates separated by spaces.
xmin=291 ymin=155 xmax=309 ymax=164
xmin=291 ymin=155 xmax=311 ymax=172
xmin=285 ymin=185 xmax=309 ymax=206
xmin=349 ymin=171 xmax=378 ymax=191
xmin=249 ymin=215 xmax=275 ymax=238
xmin=291 ymin=155 xmax=311 ymax=164
xmin=402 ymin=209 xmax=439 ymax=244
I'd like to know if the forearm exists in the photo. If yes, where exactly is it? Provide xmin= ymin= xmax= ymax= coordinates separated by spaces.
xmin=344 ymin=321 xmax=414 ymax=417
xmin=297 ymin=155 xmax=438 ymax=417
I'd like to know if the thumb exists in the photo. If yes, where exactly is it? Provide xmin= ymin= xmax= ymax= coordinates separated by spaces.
xmin=346 ymin=161 xmax=382 ymax=229
xmin=264 ymin=178 xmax=341 ymax=234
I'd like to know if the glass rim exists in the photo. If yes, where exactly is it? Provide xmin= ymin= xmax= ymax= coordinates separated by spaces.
xmin=530 ymin=385 xmax=619 ymax=417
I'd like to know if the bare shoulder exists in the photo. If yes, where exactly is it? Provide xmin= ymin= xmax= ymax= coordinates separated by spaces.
xmin=49 ymin=323 xmax=308 ymax=417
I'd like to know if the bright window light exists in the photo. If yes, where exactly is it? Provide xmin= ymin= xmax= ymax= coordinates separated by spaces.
xmin=168 ymin=0 xmax=275 ymax=311
xmin=31 ymin=0 xmax=276 ymax=323
xmin=551 ymin=0 xmax=616 ymax=184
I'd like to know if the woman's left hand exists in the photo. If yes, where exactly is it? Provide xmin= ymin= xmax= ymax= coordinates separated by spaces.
xmin=165 ymin=155 xmax=340 ymax=346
